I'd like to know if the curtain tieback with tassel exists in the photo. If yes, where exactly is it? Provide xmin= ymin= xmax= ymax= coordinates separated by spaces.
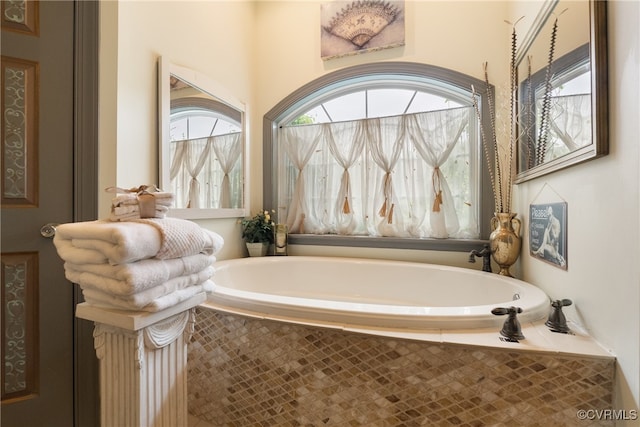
xmin=432 ymin=167 xmax=443 ymax=212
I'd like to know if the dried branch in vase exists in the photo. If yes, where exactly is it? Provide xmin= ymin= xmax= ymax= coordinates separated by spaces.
xmin=471 ymin=19 xmax=522 ymax=214
xmin=536 ymin=16 xmax=560 ymax=165
xmin=472 ymin=14 xmax=563 ymax=211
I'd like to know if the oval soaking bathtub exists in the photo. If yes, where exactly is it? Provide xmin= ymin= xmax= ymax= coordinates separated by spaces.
xmin=204 ymin=256 xmax=550 ymax=330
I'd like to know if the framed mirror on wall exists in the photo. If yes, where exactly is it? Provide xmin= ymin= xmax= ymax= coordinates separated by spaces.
xmin=515 ymin=0 xmax=608 ymax=183
xmin=158 ymin=57 xmax=248 ymax=219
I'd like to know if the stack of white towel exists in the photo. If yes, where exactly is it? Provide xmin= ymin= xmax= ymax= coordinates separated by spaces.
xmin=53 ymin=217 xmax=223 ymax=312
xmin=107 ymin=185 xmax=175 ymax=221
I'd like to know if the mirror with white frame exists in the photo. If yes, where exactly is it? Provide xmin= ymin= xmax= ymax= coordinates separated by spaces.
xmin=514 ymin=0 xmax=608 ymax=183
xmin=158 ymin=57 xmax=248 ymax=219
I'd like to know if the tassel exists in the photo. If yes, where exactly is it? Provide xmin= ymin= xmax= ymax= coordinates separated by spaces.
xmin=299 ymin=213 xmax=305 ymax=234
xmin=432 ymin=190 xmax=443 ymax=212
xmin=387 ymin=203 xmax=395 ymax=224
xmin=343 ymin=197 xmax=351 ymax=214
xmin=378 ymin=198 xmax=387 ymax=217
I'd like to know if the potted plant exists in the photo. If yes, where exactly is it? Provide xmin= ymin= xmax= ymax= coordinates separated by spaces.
xmin=241 ymin=210 xmax=275 ymax=256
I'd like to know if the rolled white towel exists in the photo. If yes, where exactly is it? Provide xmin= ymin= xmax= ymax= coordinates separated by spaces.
xmin=64 ymin=254 xmax=215 ymax=295
xmin=83 ymin=280 xmax=214 ymax=312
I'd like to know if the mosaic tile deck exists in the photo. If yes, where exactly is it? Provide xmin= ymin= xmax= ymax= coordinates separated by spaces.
xmin=188 ymin=308 xmax=614 ymax=426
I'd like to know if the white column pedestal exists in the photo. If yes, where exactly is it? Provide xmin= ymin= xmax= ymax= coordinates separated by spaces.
xmin=76 ymin=293 xmax=206 ymax=427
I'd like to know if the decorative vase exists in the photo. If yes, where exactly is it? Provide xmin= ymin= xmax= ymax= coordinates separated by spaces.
xmin=246 ymin=242 xmax=268 ymax=257
xmin=489 ymin=212 xmax=522 ymax=277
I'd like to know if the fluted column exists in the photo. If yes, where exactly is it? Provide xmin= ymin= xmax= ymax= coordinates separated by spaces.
xmin=76 ymin=293 xmax=205 ymax=427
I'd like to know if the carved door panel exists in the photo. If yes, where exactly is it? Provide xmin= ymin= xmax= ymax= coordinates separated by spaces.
xmin=1 ymin=1 xmax=75 ymax=426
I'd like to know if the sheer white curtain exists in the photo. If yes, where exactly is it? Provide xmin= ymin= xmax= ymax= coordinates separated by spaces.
xmin=547 ymin=93 xmax=591 ymax=159
xmin=211 ymin=132 xmax=242 ymax=208
xmin=365 ymin=116 xmax=407 ymax=236
xmin=278 ymin=108 xmax=474 ymax=239
xmin=169 ymin=137 xmax=212 ymax=208
xmin=170 ymin=133 xmax=241 ymax=209
xmin=280 ymin=125 xmax=324 ymax=233
xmin=406 ymin=107 xmax=470 ymax=238
xmin=325 ymin=121 xmax=366 ymax=234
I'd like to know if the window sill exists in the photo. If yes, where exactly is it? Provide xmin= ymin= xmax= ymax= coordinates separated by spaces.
xmin=287 ymin=234 xmax=489 ymax=253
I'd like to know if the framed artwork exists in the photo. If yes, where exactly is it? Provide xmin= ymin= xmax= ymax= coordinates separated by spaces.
xmin=529 ymin=202 xmax=568 ymax=270
xmin=321 ymin=0 xmax=405 ymax=61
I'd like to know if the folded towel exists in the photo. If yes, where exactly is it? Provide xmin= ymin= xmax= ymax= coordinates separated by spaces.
xmin=132 ymin=218 xmax=224 ymax=260
xmin=53 ymin=218 xmax=224 ymax=265
xmin=107 ymin=186 xmax=175 ymax=221
xmin=54 ymin=220 xmax=162 ymax=265
xmin=110 ymin=204 xmax=170 ymax=221
xmin=82 ymin=280 xmax=214 ymax=312
xmin=111 ymin=192 xmax=174 ymax=206
xmin=63 ymin=254 xmax=215 ymax=295
xmin=78 ymin=267 xmax=214 ymax=307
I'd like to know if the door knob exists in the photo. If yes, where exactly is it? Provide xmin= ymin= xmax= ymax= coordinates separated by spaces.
xmin=40 ymin=223 xmax=59 ymax=238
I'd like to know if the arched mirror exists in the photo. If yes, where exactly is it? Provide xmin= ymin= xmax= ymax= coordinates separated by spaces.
xmin=158 ymin=57 xmax=248 ymax=219
xmin=515 ymin=0 xmax=608 ymax=183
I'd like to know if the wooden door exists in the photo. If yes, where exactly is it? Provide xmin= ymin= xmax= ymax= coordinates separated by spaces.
xmin=1 ymin=1 xmax=98 ymax=426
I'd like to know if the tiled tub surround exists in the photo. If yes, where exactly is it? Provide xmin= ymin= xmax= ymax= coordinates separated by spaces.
xmin=188 ymin=307 xmax=614 ymax=426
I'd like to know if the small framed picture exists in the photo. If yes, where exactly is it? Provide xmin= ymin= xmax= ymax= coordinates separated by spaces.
xmin=529 ymin=202 xmax=568 ymax=270
xmin=321 ymin=0 xmax=405 ymax=60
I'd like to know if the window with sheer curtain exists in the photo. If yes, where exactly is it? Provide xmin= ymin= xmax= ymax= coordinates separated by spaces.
xmin=279 ymin=106 xmax=479 ymax=239
xmin=264 ymin=63 xmax=495 ymax=249
xmin=169 ymin=110 xmax=242 ymax=209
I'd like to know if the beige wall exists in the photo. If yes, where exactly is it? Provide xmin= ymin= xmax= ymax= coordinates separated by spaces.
xmin=101 ymin=0 xmax=640 ymax=415
xmin=251 ymin=0 xmax=510 ymax=265
xmin=99 ymin=0 xmax=254 ymax=260
xmin=512 ymin=0 xmax=640 ymax=417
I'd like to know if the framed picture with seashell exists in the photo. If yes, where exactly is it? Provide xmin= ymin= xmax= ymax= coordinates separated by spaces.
xmin=321 ymin=0 xmax=405 ymax=60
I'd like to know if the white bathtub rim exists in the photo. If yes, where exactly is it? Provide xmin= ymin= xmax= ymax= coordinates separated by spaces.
xmin=208 ymin=256 xmax=550 ymax=330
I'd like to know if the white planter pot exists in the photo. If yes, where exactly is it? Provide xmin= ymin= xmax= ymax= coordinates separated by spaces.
xmin=246 ymin=242 xmax=268 ymax=257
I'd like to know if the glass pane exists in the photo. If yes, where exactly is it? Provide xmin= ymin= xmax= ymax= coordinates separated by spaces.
xmin=2 ymin=58 xmax=38 ymax=206
xmin=405 ymin=91 xmax=462 ymax=114
xmin=367 ymin=88 xmax=414 ymax=117
xmin=291 ymin=105 xmax=330 ymax=125
xmin=322 ymin=92 xmax=365 ymax=121
xmin=170 ymin=114 xmax=239 ymax=141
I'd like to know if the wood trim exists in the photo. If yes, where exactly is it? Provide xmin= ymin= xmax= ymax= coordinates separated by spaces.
xmin=73 ymin=1 xmax=100 ymax=425
xmin=1 ymin=252 xmax=39 ymax=403
xmin=1 ymin=56 xmax=39 ymax=207
xmin=1 ymin=0 xmax=40 ymax=36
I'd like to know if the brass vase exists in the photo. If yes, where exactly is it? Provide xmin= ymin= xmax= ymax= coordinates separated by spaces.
xmin=489 ymin=212 xmax=522 ymax=277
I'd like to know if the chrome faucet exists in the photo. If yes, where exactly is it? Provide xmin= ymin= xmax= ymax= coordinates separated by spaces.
xmin=469 ymin=244 xmax=492 ymax=273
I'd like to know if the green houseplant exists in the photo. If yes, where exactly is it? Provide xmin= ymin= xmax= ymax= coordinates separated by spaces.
xmin=241 ymin=210 xmax=275 ymax=256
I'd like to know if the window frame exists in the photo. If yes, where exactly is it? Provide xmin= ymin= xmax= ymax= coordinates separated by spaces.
xmin=263 ymin=62 xmax=495 ymax=252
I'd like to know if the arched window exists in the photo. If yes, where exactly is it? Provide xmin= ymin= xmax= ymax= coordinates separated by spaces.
xmin=264 ymin=62 xmax=494 ymax=251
